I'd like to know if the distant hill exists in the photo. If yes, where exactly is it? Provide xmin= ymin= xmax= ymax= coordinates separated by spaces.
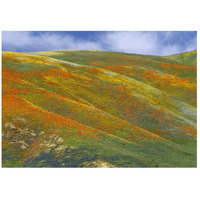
xmin=2 ymin=50 xmax=197 ymax=167
xmin=164 ymin=50 xmax=197 ymax=66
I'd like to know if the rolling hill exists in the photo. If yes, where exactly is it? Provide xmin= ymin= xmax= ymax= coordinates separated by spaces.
xmin=2 ymin=50 xmax=197 ymax=167
xmin=164 ymin=50 xmax=197 ymax=66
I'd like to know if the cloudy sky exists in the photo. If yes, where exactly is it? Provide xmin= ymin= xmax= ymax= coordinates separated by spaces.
xmin=2 ymin=31 xmax=197 ymax=56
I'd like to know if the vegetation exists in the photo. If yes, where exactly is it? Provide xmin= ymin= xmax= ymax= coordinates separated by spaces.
xmin=2 ymin=50 xmax=197 ymax=167
xmin=164 ymin=50 xmax=197 ymax=66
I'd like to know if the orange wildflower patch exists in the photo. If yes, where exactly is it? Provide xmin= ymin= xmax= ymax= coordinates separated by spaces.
xmin=142 ymin=70 xmax=195 ymax=89
xmin=2 ymin=68 xmax=25 ymax=84
xmin=161 ymin=63 xmax=196 ymax=70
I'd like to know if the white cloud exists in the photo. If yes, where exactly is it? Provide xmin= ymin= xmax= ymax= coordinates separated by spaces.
xmin=2 ymin=31 xmax=102 ymax=52
xmin=100 ymin=31 xmax=197 ymax=56
xmin=2 ymin=31 xmax=197 ymax=56
xmin=101 ymin=31 xmax=158 ymax=54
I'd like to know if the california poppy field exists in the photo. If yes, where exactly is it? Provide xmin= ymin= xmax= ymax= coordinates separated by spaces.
xmin=2 ymin=49 xmax=197 ymax=167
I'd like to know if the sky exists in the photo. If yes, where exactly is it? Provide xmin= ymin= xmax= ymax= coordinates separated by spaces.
xmin=2 ymin=31 xmax=197 ymax=56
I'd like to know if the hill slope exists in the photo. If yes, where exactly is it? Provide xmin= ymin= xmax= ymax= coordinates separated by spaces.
xmin=2 ymin=50 xmax=197 ymax=167
xmin=164 ymin=50 xmax=197 ymax=66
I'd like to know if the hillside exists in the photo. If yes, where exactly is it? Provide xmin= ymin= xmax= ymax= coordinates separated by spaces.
xmin=164 ymin=50 xmax=197 ymax=66
xmin=2 ymin=50 xmax=197 ymax=167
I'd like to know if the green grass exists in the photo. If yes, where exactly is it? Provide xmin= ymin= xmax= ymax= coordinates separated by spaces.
xmin=2 ymin=50 xmax=197 ymax=167
xmin=164 ymin=50 xmax=197 ymax=66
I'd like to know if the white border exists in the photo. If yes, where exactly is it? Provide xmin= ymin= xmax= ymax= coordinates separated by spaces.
xmin=0 ymin=0 xmax=199 ymax=200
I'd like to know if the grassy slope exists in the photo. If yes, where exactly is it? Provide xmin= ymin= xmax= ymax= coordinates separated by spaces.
xmin=2 ymin=50 xmax=197 ymax=167
xmin=164 ymin=50 xmax=197 ymax=66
